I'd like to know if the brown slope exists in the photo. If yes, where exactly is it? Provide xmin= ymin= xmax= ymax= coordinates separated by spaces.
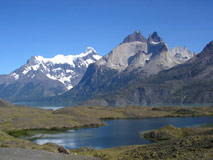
xmin=0 ymin=98 xmax=13 ymax=107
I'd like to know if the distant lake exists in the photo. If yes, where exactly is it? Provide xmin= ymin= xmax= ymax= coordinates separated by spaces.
xmin=31 ymin=116 xmax=213 ymax=149
xmin=13 ymin=102 xmax=64 ymax=111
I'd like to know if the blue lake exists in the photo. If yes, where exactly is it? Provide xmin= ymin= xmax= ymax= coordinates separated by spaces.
xmin=32 ymin=116 xmax=213 ymax=149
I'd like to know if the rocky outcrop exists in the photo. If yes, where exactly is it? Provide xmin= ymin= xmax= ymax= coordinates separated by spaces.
xmin=58 ymin=146 xmax=70 ymax=154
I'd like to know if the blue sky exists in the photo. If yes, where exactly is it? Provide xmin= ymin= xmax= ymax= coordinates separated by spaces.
xmin=0 ymin=0 xmax=212 ymax=74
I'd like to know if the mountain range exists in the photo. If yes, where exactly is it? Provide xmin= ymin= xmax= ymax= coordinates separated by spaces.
xmin=0 ymin=47 xmax=101 ymax=102
xmin=1 ymin=30 xmax=212 ymax=106
xmin=50 ymin=31 xmax=201 ymax=106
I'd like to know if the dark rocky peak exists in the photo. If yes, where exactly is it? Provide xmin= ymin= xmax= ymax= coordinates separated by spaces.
xmin=148 ymin=41 xmax=168 ymax=58
xmin=148 ymin=32 xmax=163 ymax=44
xmin=122 ymin=30 xmax=147 ymax=44
xmin=201 ymin=41 xmax=213 ymax=54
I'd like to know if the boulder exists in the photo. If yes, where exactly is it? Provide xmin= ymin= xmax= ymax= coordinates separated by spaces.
xmin=58 ymin=146 xmax=70 ymax=154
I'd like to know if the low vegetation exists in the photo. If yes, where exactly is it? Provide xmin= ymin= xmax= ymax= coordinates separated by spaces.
xmin=0 ymin=129 xmax=59 ymax=152
xmin=143 ymin=125 xmax=213 ymax=142
xmin=0 ymin=101 xmax=213 ymax=159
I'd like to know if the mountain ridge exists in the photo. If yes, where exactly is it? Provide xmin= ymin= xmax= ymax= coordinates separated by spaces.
xmin=83 ymin=41 xmax=213 ymax=106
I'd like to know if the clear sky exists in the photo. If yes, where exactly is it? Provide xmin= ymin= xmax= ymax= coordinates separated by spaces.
xmin=0 ymin=0 xmax=212 ymax=74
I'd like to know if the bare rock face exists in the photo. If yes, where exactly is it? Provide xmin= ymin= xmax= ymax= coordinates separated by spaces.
xmin=58 ymin=146 xmax=70 ymax=154
xmin=97 ymin=41 xmax=148 ymax=71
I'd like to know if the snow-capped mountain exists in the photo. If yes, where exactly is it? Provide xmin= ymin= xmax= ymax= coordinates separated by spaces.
xmin=12 ymin=47 xmax=101 ymax=90
xmin=0 ymin=47 xmax=101 ymax=102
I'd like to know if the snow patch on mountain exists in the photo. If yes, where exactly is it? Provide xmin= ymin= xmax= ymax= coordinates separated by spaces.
xmin=46 ymin=74 xmax=57 ymax=80
xmin=33 ymin=47 xmax=100 ymax=67
xmin=150 ymin=41 xmax=160 ymax=45
xmin=93 ymin=54 xmax=101 ymax=60
xmin=10 ymin=73 xmax=19 ymax=80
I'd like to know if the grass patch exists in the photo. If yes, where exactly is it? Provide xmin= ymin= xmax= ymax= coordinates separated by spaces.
xmin=6 ymin=128 xmax=68 ymax=138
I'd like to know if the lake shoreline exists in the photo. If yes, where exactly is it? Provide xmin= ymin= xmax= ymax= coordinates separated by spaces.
xmin=32 ymin=116 xmax=213 ymax=149
xmin=5 ymin=105 xmax=213 ymax=140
